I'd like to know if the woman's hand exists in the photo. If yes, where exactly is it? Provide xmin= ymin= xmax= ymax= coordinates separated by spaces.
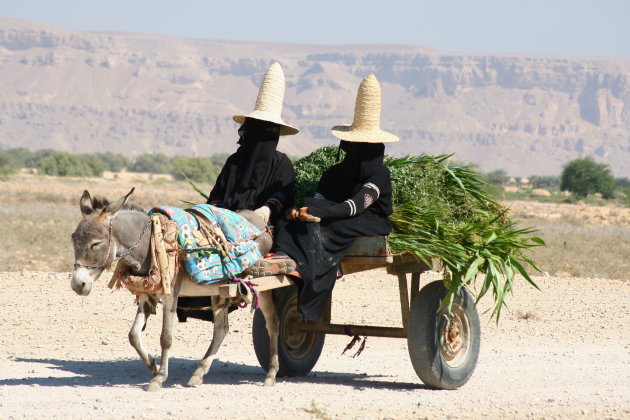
xmin=285 ymin=208 xmax=299 ymax=221
xmin=297 ymin=207 xmax=321 ymax=223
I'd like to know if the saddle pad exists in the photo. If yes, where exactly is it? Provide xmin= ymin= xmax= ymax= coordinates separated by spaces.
xmin=148 ymin=204 xmax=262 ymax=284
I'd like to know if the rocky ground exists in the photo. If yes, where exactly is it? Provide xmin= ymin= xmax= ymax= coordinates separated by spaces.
xmin=0 ymin=269 xmax=628 ymax=419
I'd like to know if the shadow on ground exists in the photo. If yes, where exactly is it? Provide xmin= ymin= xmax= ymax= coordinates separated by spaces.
xmin=2 ymin=357 xmax=428 ymax=391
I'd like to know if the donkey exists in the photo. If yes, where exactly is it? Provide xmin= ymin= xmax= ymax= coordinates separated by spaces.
xmin=70 ymin=188 xmax=280 ymax=391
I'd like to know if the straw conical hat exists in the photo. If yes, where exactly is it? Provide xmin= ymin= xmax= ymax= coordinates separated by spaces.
xmin=330 ymin=74 xmax=398 ymax=143
xmin=233 ymin=62 xmax=299 ymax=136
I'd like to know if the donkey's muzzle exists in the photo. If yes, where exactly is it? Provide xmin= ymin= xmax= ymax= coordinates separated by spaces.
xmin=71 ymin=267 xmax=94 ymax=296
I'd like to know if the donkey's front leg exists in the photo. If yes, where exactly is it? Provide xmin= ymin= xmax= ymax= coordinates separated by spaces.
xmin=187 ymin=297 xmax=229 ymax=387
xmin=128 ymin=294 xmax=158 ymax=376
xmin=146 ymin=276 xmax=181 ymax=392
xmin=257 ymin=290 xmax=280 ymax=386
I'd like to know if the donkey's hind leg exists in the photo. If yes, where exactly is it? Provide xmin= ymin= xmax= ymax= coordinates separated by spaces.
xmin=257 ymin=290 xmax=280 ymax=386
xmin=128 ymin=294 xmax=158 ymax=376
xmin=187 ymin=297 xmax=229 ymax=387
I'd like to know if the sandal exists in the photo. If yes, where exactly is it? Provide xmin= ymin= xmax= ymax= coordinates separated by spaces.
xmin=247 ymin=256 xmax=298 ymax=277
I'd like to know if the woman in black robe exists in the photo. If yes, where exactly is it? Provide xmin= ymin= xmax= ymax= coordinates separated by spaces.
xmin=178 ymin=62 xmax=299 ymax=322
xmin=207 ymin=117 xmax=295 ymax=224
xmin=250 ymin=74 xmax=399 ymax=322
xmin=272 ymin=140 xmax=393 ymax=321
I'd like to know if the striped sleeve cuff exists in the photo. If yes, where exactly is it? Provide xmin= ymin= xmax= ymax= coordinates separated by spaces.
xmin=344 ymin=199 xmax=357 ymax=216
xmin=363 ymin=182 xmax=380 ymax=198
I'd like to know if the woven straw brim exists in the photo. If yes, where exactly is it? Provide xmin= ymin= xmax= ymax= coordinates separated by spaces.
xmin=330 ymin=124 xmax=399 ymax=143
xmin=233 ymin=112 xmax=299 ymax=136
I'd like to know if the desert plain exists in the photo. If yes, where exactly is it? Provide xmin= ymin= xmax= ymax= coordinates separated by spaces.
xmin=0 ymin=173 xmax=629 ymax=419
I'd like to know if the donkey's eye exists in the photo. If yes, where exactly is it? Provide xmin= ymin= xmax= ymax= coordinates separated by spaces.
xmin=90 ymin=241 xmax=103 ymax=249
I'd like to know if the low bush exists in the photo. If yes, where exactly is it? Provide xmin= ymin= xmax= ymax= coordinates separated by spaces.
xmin=38 ymin=152 xmax=100 ymax=177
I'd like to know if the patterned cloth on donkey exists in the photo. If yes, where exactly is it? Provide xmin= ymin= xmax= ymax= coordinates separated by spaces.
xmin=149 ymin=204 xmax=262 ymax=284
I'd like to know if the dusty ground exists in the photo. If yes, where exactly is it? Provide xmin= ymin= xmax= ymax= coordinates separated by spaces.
xmin=0 ymin=270 xmax=628 ymax=420
xmin=508 ymin=200 xmax=630 ymax=227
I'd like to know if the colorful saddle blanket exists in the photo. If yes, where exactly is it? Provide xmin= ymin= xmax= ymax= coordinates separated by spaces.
xmin=148 ymin=205 xmax=263 ymax=285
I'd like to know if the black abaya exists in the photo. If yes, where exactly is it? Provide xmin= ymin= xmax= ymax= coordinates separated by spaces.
xmin=273 ymin=141 xmax=393 ymax=322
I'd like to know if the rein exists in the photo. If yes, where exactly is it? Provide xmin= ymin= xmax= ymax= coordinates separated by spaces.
xmin=73 ymin=215 xmax=152 ymax=271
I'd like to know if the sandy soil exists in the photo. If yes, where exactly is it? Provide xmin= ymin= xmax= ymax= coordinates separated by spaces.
xmin=0 ymin=269 xmax=628 ymax=420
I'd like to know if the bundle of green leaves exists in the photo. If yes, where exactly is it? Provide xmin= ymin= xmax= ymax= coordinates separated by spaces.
xmin=293 ymin=146 xmax=544 ymax=320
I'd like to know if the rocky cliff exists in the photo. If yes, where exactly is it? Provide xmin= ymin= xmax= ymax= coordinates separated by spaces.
xmin=1 ymin=17 xmax=629 ymax=176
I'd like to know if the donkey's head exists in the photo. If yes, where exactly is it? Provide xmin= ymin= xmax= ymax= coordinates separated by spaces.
xmin=70 ymin=188 xmax=135 ymax=296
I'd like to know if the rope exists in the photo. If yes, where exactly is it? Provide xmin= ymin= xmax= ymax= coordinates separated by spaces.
xmin=231 ymin=277 xmax=259 ymax=309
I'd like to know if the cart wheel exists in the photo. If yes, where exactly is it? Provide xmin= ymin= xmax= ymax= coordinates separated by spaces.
xmin=407 ymin=280 xmax=480 ymax=389
xmin=252 ymin=286 xmax=325 ymax=376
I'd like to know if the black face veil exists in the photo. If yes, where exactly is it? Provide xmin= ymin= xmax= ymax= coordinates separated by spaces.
xmin=218 ymin=118 xmax=282 ymax=210
xmin=338 ymin=140 xmax=386 ymax=181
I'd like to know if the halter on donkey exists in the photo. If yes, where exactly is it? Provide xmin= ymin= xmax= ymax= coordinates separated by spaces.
xmin=70 ymin=188 xmax=281 ymax=391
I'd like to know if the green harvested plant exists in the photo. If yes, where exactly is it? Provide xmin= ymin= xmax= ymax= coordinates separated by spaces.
xmin=293 ymin=146 xmax=544 ymax=321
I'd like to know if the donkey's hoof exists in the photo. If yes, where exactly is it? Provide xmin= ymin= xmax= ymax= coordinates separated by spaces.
xmin=263 ymin=377 xmax=276 ymax=387
xmin=187 ymin=376 xmax=203 ymax=387
xmin=145 ymin=380 xmax=162 ymax=392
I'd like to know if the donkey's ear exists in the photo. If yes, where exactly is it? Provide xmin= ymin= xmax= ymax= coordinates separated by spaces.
xmin=104 ymin=187 xmax=135 ymax=216
xmin=80 ymin=190 xmax=93 ymax=215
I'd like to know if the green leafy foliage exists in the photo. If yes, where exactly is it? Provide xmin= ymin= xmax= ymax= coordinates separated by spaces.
xmin=38 ymin=152 xmax=98 ymax=177
xmin=171 ymin=156 xmax=221 ymax=184
xmin=614 ymin=177 xmax=630 ymax=188
xmin=0 ymin=148 xmax=18 ymax=176
xmin=128 ymin=153 xmax=172 ymax=173
xmin=78 ymin=155 xmax=105 ymax=177
xmin=23 ymin=148 xmax=57 ymax=168
xmin=5 ymin=147 xmax=33 ymax=168
xmin=293 ymin=146 xmax=343 ymax=205
xmin=530 ymin=175 xmax=560 ymax=190
xmin=561 ymin=156 xmax=615 ymax=198
xmin=484 ymin=168 xmax=510 ymax=185
xmin=294 ymin=146 xmax=544 ymax=321
xmin=85 ymin=152 xmax=131 ymax=172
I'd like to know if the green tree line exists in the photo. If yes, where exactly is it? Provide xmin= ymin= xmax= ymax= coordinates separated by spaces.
xmin=2 ymin=147 xmax=629 ymax=205
xmin=0 ymin=147 xmax=228 ymax=183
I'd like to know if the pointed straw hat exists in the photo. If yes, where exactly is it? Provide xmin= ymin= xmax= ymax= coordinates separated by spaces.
xmin=331 ymin=74 xmax=399 ymax=143
xmin=233 ymin=62 xmax=299 ymax=136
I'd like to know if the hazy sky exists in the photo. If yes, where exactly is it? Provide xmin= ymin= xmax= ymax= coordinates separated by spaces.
xmin=1 ymin=0 xmax=629 ymax=57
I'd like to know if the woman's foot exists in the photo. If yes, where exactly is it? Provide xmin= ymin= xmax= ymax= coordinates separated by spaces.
xmin=247 ymin=254 xmax=298 ymax=277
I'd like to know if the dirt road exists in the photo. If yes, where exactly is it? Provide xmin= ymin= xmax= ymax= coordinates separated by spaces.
xmin=0 ymin=270 xmax=628 ymax=419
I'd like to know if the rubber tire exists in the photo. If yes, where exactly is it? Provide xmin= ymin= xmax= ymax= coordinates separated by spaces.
xmin=252 ymin=286 xmax=325 ymax=376
xmin=407 ymin=280 xmax=480 ymax=389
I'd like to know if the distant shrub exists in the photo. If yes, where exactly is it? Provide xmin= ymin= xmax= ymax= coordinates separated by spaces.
xmin=209 ymin=153 xmax=230 ymax=167
xmin=530 ymin=175 xmax=561 ymax=190
xmin=78 ymin=156 xmax=105 ymax=177
xmin=0 ymin=148 xmax=18 ymax=176
xmin=560 ymin=157 xmax=615 ymax=199
xmin=23 ymin=148 xmax=57 ymax=168
xmin=171 ymin=156 xmax=221 ymax=184
xmin=84 ymin=152 xmax=131 ymax=172
xmin=485 ymin=168 xmax=510 ymax=185
xmin=128 ymin=153 xmax=172 ymax=173
xmin=615 ymin=177 xmax=630 ymax=188
xmin=38 ymin=152 xmax=96 ymax=177
xmin=616 ymin=186 xmax=630 ymax=208
xmin=5 ymin=147 xmax=33 ymax=168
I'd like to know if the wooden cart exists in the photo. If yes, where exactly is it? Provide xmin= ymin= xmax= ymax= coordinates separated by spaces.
xmin=242 ymin=236 xmax=481 ymax=390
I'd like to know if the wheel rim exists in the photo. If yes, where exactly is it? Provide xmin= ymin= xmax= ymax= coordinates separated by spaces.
xmin=282 ymin=297 xmax=318 ymax=359
xmin=437 ymin=302 xmax=471 ymax=368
